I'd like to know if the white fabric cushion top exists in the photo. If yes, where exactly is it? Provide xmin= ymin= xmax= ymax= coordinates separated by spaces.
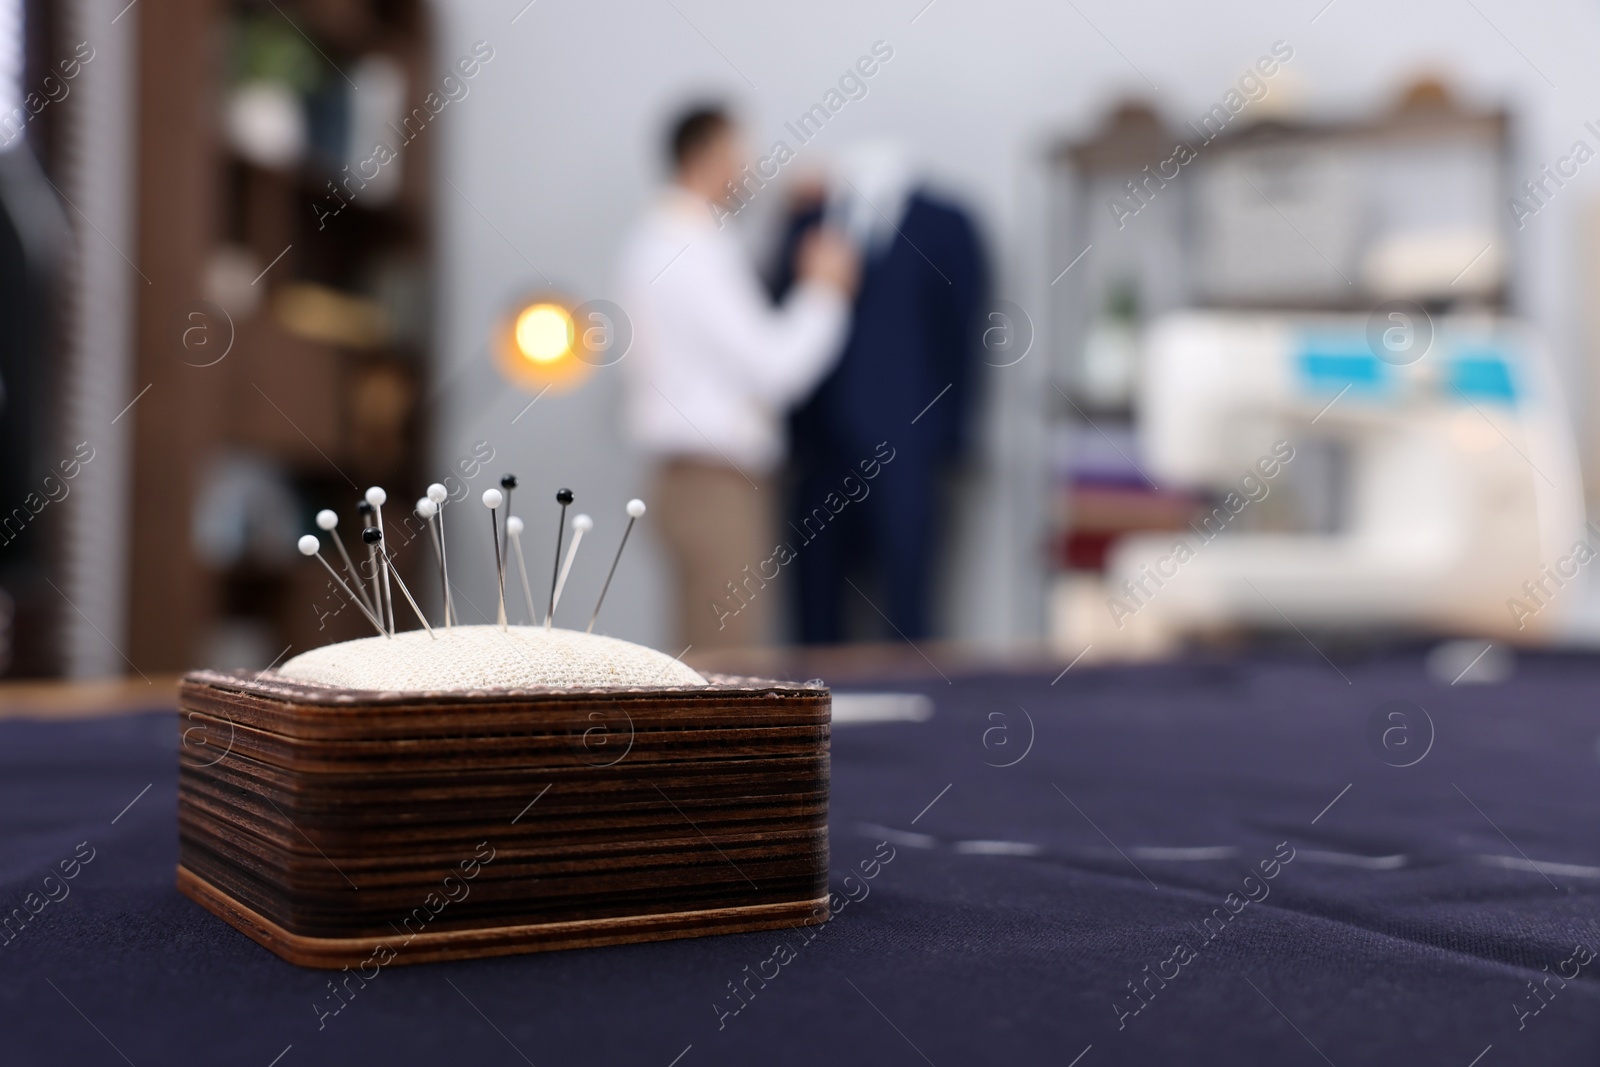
xmin=278 ymin=625 xmax=707 ymax=692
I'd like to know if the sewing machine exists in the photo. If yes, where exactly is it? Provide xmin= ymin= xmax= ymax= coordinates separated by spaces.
xmin=1103 ymin=310 xmax=1586 ymax=642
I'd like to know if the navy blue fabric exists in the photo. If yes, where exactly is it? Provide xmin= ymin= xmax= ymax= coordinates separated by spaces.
xmin=2 ymin=648 xmax=1598 ymax=1065
xmin=775 ymin=192 xmax=986 ymax=643
xmin=787 ymin=443 xmax=941 ymax=649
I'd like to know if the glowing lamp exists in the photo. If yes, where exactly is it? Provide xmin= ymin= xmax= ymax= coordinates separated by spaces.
xmin=514 ymin=303 xmax=574 ymax=364
xmin=494 ymin=294 xmax=589 ymax=391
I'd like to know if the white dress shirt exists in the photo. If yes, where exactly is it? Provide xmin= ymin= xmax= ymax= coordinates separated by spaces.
xmin=618 ymin=187 xmax=848 ymax=473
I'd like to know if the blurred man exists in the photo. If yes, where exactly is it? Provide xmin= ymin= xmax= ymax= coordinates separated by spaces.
xmin=619 ymin=105 xmax=858 ymax=651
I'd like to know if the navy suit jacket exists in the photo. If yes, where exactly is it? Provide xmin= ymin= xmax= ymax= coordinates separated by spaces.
xmin=775 ymin=190 xmax=986 ymax=470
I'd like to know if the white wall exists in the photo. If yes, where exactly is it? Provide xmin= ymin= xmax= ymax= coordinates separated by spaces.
xmin=431 ymin=0 xmax=1600 ymax=650
xmin=60 ymin=0 xmax=136 ymax=676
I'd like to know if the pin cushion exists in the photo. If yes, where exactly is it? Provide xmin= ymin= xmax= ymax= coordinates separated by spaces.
xmin=176 ymin=626 xmax=831 ymax=968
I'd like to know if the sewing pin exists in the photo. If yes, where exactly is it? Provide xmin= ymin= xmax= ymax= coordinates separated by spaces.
xmin=426 ymin=483 xmax=455 ymax=626
xmin=416 ymin=497 xmax=450 ymax=630
xmin=315 ymin=508 xmax=376 ymax=617
xmin=551 ymin=513 xmax=591 ymax=622
xmin=484 ymin=488 xmax=507 ymax=630
xmin=499 ymin=474 xmax=517 ymax=559
xmin=547 ymin=488 xmax=572 ymax=629
xmin=365 ymin=487 xmax=396 ymax=635
xmin=588 ymin=499 xmax=645 ymax=633
xmin=298 ymin=534 xmax=387 ymax=637
xmin=362 ymin=527 xmax=434 ymax=638
xmin=357 ymin=499 xmax=383 ymax=630
xmin=506 ymin=516 xmax=537 ymax=625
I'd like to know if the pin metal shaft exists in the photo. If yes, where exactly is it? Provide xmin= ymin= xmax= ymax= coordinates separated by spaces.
xmin=587 ymin=516 xmax=637 ymax=634
xmin=378 ymin=543 xmax=435 ymax=638
xmin=312 ymin=552 xmax=388 ymax=637
xmin=490 ymin=508 xmax=508 ymax=631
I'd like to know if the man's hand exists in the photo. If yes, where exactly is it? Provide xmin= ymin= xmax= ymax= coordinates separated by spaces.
xmin=798 ymin=229 xmax=860 ymax=297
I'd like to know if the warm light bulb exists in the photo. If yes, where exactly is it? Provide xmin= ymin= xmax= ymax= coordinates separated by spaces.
xmin=514 ymin=303 xmax=574 ymax=364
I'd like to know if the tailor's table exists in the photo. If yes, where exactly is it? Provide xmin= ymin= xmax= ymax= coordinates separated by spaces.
xmin=2 ymin=649 xmax=1597 ymax=1064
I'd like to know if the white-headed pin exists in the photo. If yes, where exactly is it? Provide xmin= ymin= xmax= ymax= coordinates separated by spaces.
xmin=299 ymin=534 xmax=387 ymax=637
xmin=588 ymin=498 xmax=645 ymax=633
xmin=483 ymin=487 xmax=507 ymax=630
xmin=416 ymin=497 xmax=450 ymax=630
xmin=550 ymin=513 xmax=592 ymax=624
xmin=506 ymin=516 xmax=537 ymax=624
xmin=365 ymin=487 xmax=395 ymax=635
xmin=316 ymin=508 xmax=376 ymax=618
xmin=426 ymin=483 xmax=454 ymax=626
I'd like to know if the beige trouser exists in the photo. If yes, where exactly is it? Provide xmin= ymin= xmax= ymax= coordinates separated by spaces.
xmin=653 ymin=459 xmax=774 ymax=652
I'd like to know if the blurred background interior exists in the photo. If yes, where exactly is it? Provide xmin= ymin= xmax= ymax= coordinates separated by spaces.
xmin=6 ymin=0 xmax=1600 ymax=685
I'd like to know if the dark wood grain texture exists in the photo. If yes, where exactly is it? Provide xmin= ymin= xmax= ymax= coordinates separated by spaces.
xmin=176 ymin=671 xmax=831 ymax=967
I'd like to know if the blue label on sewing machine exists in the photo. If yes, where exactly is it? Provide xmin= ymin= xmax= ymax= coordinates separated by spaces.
xmin=1297 ymin=340 xmax=1389 ymax=395
xmin=1445 ymin=348 xmax=1517 ymax=404
xmin=1296 ymin=336 xmax=1519 ymax=407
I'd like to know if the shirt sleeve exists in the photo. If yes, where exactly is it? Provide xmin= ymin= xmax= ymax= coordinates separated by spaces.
xmin=655 ymin=234 xmax=849 ymax=407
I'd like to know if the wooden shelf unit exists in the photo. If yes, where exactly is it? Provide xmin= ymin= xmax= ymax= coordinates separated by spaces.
xmin=130 ymin=0 xmax=437 ymax=672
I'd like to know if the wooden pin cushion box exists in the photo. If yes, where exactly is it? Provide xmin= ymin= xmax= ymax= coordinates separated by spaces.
xmin=176 ymin=670 xmax=830 ymax=968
